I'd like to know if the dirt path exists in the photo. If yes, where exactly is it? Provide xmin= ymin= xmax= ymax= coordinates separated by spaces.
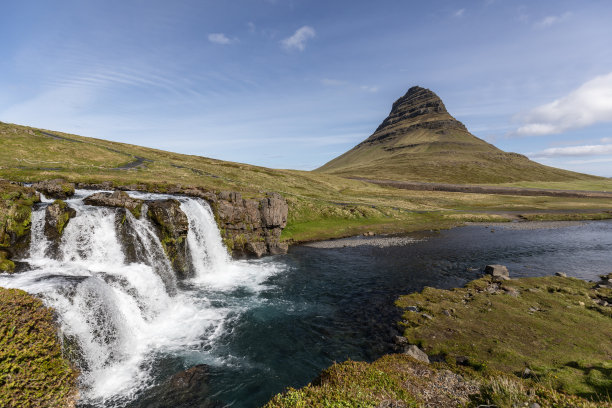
xmin=39 ymin=131 xmax=152 ymax=170
xmin=350 ymin=177 xmax=612 ymax=199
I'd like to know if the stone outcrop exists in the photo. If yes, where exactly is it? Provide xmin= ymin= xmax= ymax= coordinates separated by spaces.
xmin=204 ymin=191 xmax=289 ymax=257
xmin=147 ymin=199 xmax=190 ymax=278
xmin=32 ymin=179 xmax=75 ymax=199
xmin=43 ymin=200 xmax=76 ymax=257
xmin=0 ymin=181 xmax=40 ymax=262
xmin=44 ymin=200 xmax=76 ymax=241
xmin=84 ymin=191 xmax=144 ymax=218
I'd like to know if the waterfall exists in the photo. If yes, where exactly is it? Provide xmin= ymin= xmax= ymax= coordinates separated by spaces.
xmin=0 ymin=190 xmax=283 ymax=407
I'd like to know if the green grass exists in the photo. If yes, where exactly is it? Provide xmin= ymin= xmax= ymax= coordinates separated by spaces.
xmin=396 ymin=276 xmax=612 ymax=401
xmin=0 ymin=288 xmax=78 ymax=407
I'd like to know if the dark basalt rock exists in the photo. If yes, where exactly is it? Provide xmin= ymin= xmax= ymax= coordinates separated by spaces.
xmin=147 ymin=199 xmax=190 ymax=278
xmin=32 ymin=179 xmax=75 ymax=199
xmin=136 ymin=364 xmax=224 ymax=408
xmin=211 ymin=191 xmax=289 ymax=258
xmin=44 ymin=200 xmax=76 ymax=241
xmin=44 ymin=200 xmax=76 ymax=258
xmin=84 ymin=190 xmax=144 ymax=218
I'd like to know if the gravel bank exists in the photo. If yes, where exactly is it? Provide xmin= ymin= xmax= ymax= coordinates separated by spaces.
xmin=303 ymin=236 xmax=420 ymax=249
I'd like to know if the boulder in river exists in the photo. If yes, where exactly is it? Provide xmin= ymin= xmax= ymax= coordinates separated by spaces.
xmin=147 ymin=199 xmax=190 ymax=278
xmin=136 ymin=364 xmax=223 ymax=408
xmin=44 ymin=200 xmax=76 ymax=241
xmin=84 ymin=190 xmax=144 ymax=218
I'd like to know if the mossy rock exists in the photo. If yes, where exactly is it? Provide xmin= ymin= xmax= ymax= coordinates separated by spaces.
xmin=0 ymin=251 xmax=15 ymax=273
xmin=0 ymin=181 xmax=40 ymax=258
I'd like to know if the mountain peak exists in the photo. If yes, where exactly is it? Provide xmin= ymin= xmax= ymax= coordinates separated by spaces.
xmin=375 ymin=86 xmax=450 ymax=134
xmin=315 ymin=86 xmax=590 ymax=184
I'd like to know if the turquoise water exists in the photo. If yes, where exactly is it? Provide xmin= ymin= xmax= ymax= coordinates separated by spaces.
xmin=128 ymin=220 xmax=612 ymax=408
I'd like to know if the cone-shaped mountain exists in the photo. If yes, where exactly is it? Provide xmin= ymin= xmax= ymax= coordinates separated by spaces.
xmin=316 ymin=86 xmax=594 ymax=184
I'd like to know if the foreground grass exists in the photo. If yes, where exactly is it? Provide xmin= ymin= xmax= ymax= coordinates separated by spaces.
xmin=267 ymin=276 xmax=612 ymax=407
xmin=0 ymin=288 xmax=78 ymax=407
xmin=397 ymin=276 xmax=612 ymax=401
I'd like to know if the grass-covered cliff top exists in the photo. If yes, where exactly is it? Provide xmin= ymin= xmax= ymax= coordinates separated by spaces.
xmin=2 ymin=121 xmax=612 ymax=243
xmin=266 ymin=275 xmax=612 ymax=407
xmin=0 ymin=288 xmax=78 ymax=407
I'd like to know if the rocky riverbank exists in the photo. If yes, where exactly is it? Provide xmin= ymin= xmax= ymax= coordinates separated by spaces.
xmin=266 ymin=271 xmax=612 ymax=407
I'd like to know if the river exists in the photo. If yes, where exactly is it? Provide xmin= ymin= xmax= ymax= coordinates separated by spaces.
xmin=0 ymin=191 xmax=610 ymax=407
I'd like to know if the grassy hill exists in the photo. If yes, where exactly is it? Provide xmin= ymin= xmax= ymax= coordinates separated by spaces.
xmin=316 ymin=86 xmax=599 ymax=184
xmin=2 ymin=120 xmax=612 ymax=244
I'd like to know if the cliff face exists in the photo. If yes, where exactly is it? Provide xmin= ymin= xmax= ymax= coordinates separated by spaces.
xmin=316 ymin=86 xmax=593 ymax=184
xmin=182 ymin=188 xmax=289 ymax=258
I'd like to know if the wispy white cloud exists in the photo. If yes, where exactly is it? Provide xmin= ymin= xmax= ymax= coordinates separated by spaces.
xmin=281 ymin=26 xmax=316 ymax=51
xmin=454 ymin=9 xmax=465 ymax=18
xmin=566 ymin=157 xmax=612 ymax=165
xmin=360 ymin=85 xmax=379 ymax=93
xmin=321 ymin=78 xmax=347 ymax=86
xmin=532 ymin=144 xmax=612 ymax=157
xmin=247 ymin=22 xmax=256 ymax=33
xmin=208 ymin=33 xmax=235 ymax=45
xmin=515 ymin=72 xmax=612 ymax=136
xmin=534 ymin=11 xmax=572 ymax=29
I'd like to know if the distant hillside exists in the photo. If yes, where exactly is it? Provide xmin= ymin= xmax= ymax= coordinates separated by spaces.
xmin=316 ymin=86 xmax=598 ymax=184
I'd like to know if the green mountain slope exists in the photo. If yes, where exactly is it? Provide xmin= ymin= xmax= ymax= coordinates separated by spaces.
xmin=316 ymin=86 xmax=598 ymax=184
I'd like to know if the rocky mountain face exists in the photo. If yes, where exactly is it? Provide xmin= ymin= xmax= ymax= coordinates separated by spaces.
xmin=316 ymin=86 xmax=592 ymax=184
xmin=363 ymin=86 xmax=472 ymax=147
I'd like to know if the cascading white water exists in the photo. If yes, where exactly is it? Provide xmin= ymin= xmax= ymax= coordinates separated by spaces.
xmin=0 ymin=190 xmax=283 ymax=407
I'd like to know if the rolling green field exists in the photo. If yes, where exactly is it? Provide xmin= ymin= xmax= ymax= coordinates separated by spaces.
xmin=2 ymin=120 xmax=612 ymax=243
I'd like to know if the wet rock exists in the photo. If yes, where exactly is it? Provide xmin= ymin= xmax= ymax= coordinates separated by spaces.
xmin=484 ymin=264 xmax=509 ymax=280
xmin=245 ymin=242 xmax=266 ymax=258
xmin=0 ymin=250 xmax=15 ymax=273
xmin=84 ymin=191 xmax=144 ymax=218
xmin=596 ymin=273 xmax=612 ymax=289
xmin=147 ymin=199 xmax=190 ymax=278
xmin=138 ymin=364 xmax=223 ymax=408
xmin=32 ymin=179 xmax=75 ymax=199
xmin=403 ymin=344 xmax=430 ymax=364
xmin=44 ymin=200 xmax=76 ymax=241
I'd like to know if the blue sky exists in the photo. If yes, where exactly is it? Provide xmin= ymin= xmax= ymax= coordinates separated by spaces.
xmin=2 ymin=1 xmax=612 ymax=176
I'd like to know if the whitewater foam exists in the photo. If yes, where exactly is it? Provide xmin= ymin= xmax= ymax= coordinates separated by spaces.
xmin=0 ymin=191 xmax=284 ymax=406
